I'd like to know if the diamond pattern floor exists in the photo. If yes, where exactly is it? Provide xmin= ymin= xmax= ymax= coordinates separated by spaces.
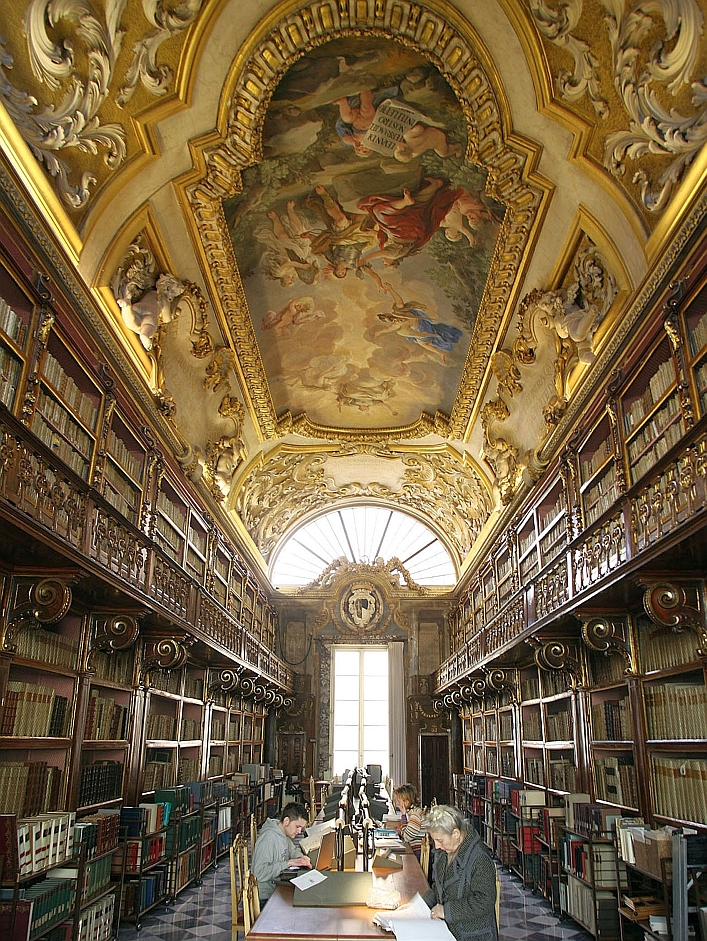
xmin=116 ymin=859 xmax=594 ymax=941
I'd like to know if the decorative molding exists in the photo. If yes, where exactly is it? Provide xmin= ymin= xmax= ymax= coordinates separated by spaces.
xmin=3 ymin=576 xmax=75 ymax=651
xmin=484 ymin=667 xmax=519 ymax=701
xmin=236 ymin=447 xmax=490 ymax=562
xmin=640 ymin=580 xmax=705 ymax=648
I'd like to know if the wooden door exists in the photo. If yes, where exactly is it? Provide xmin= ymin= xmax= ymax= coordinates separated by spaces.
xmin=276 ymin=730 xmax=305 ymax=777
xmin=419 ymin=734 xmax=450 ymax=807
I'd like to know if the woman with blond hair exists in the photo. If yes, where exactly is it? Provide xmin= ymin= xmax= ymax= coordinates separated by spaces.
xmin=392 ymin=783 xmax=425 ymax=854
xmin=422 ymin=804 xmax=497 ymax=941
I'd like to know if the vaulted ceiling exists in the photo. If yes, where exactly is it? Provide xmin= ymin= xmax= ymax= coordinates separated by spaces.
xmin=1 ymin=0 xmax=705 ymax=586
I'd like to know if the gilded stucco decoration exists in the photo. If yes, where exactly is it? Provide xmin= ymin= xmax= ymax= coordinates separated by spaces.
xmin=187 ymin=0 xmax=547 ymax=443
xmin=304 ymin=556 xmax=426 ymax=594
xmin=0 ymin=0 xmax=203 ymax=211
xmin=482 ymin=238 xmax=617 ymax=500
xmin=234 ymin=447 xmax=491 ymax=563
xmin=529 ymin=0 xmax=707 ymax=215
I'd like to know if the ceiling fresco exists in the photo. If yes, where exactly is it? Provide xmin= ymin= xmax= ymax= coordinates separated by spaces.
xmin=223 ymin=38 xmax=504 ymax=428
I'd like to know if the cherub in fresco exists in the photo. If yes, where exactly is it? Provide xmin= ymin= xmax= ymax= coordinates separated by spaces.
xmin=393 ymin=122 xmax=463 ymax=163
xmin=261 ymin=297 xmax=325 ymax=336
xmin=336 ymin=376 xmax=398 ymax=415
xmin=439 ymin=191 xmax=492 ymax=246
xmin=302 ymin=185 xmax=378 ymax=279
xmin=372 ymin=278 xmax=463 ymax=364
xmin=357 ymin=177 xmax=464 ymax=267
xmin=334 ymin=90 xmax=376 ymax=156
xmin=254 ymin=202 xmax=320 ymax=287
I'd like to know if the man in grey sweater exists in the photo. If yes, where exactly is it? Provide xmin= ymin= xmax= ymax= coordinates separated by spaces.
xmin=251 ymin=802 xmax=312 ymax=903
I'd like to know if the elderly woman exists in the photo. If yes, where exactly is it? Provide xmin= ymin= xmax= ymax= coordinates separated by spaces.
xmin=422 ymin=804 xmax=498 ymax=941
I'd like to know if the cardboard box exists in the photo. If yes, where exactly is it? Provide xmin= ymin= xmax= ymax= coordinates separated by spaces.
xmin=633 ymin=832 xmax=671 ymax=881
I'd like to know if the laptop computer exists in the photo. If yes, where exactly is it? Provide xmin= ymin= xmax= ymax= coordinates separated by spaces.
xmin=315 ymin=829 xmax=336 ymax=871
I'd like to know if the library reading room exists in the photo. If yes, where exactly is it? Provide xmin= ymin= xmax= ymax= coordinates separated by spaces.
xmin=0 ymin=0 xmax=707 ymax=940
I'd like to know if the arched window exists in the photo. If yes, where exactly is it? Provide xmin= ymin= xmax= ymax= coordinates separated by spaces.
xmin=269 ymin=505 xmax=457 ymax=588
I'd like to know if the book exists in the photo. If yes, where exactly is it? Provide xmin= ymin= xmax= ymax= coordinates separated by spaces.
xmin=373 ymin=892 xmax=455 ymax=941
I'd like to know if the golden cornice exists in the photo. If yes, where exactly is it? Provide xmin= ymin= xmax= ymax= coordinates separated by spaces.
xmin=0 ymin=103 xmax=82 ymax=265
xmin=275 ymin=411 xmax=451 ymax=443
xmin=182 ymin=0 xmax=550 ymax=445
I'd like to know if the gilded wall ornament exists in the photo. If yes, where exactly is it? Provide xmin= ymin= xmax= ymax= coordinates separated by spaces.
xmin=339 ymin=583 xmax=384 ymax=633
xmin=530 ymin=0 xmax=707 ymax=213
xmin=236 ymin=447 xmax=489 ymax=562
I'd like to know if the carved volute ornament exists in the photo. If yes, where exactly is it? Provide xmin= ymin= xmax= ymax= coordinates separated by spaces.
xmin=580 ymin=616 xmax=634 ymax=674
xmin=86 ymin=613 xmax=141 ymax=672
xmin=139 ymin=635 xmax=194 ymax=686
xmin=485 ymin=667 xmax=519 ymax=702
xmin=529 ymin=637 xmax=583 ymax=689
xmin=3 ymin=576 xmax=74 ymax=652
xmin=640 ymin=580 xmax=706 ymax=656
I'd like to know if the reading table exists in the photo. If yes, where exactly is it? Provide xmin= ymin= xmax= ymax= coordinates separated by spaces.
xmin=249 ymin=852 xmax=429 ymax=941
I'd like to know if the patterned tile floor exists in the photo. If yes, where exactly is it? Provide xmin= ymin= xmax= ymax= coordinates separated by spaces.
xmin=116 ymin=860 xmax=594 ymax=941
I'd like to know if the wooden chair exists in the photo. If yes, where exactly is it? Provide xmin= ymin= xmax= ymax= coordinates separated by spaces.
xmin=249 ymin=812 xmax=258 ymax=853
xmin=230 ymin=834 xmax=250 ymax=940
xmin=243 ymin=872 xmax=261 ymax=935
xmin=495 ymin=869 xmax=501 ymax=929
xmin=309 ymin=775 xmax=317 ymax=823
xmin=419 ymin=833 xmax=431 ymax=880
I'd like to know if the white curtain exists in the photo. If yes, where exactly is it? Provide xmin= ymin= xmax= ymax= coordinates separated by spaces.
xmin=388 ymin=641 xmax=406 ymax=787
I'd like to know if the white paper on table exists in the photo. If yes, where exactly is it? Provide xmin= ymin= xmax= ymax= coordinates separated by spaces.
xmin=291 ymin=869 xmax=328 ymax=890
xmin=373 ymin=892 xmax=431 ymax=929
xmin=391 ymin=919 xmax=455 ymax=941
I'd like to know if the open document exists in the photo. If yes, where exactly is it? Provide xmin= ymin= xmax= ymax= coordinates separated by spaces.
xmin=373 ymin=893 xmax=456 ymax=941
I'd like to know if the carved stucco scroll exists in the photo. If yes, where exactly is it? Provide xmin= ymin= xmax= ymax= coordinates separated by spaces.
xmin=235 ymin=447 xmax=491 ymax=563
xmin=529 ymin=637 xmax=583 ymax=688
xmin=529 ymin=0 xmax=707 ymax=214
xmin=0 ymin=0 xmax=203 ymax=210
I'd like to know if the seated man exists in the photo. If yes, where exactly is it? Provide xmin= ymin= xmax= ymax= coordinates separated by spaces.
xmin=251 ymin=802 xmax=312 ymax=904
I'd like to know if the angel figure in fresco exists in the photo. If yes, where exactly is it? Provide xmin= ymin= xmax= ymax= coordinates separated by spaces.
xmin=372 ymin=277 xmax=463 ymax=364
xmin=357 ymin=177 xmax=464 ymax=266
xmin=439 ymin=190 xmax=493 ymax=246
xmin=261 ymin=297 xmax=325 ymax=336
xmin=254 ymin=202 xmax=320 ymax=287
xmin=393 ymin=122 xmax=463 ymax=163
xmin=334 ymin=89 xmax=376 ymax=156
xmin=302 ymin=184 xmax=378 ymax=279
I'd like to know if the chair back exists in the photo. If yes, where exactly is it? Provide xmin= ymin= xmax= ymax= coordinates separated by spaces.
xmin=419 ymin=833 xmax=431 ymax=880
xmin=309 ymin=775 xmax=317 ymax=823
xmin=249 ymin=812 xmax=258 ymax=852
xmin=243 ymin=872 xmax=261 ymax=935
xmin=230 ymin=834 xmax=250 ymax=939
xmin=495 ymin=868 xmax=501 ymax=929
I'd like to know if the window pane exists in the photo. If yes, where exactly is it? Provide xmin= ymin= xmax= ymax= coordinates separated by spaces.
xmin=363 ymin=699 xmax=386 ymax=724
xmin=362 ymin=675 xmax=387 ymax=701
xmin=333 ymin=726 xmax=357 ymax=750
xmin=333 ymin=751 xmax=358 ymax=776
xmin=335 ymin=650 xmax=360 ymax=675
xmin=364 ymin=650 xmax=388 ymax=675
xmin=334 ymin=675 xmax=359 ymax=701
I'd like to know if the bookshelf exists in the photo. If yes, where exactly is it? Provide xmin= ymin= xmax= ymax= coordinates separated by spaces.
xmin=619 ymin=334 xmax=682 ymax=487
xmin=153 ymin=478 xmax=188 ymax=566
xmin=101 ymin=410 xmax=146 ymax=528
xmin=578 ymin=412 xmax=619 ymax=529
xmin=33 ymin=331 xmax=102 ymax=483
xmin=560 ymin=820 xmax=626 ymax=940
xmin=681 ymin=276 xmax=707 ymax=417
xmin=0 ymin=257 xmax=32 ymax=416
xmin=115 ymin=803 xmax=170 ymax=929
